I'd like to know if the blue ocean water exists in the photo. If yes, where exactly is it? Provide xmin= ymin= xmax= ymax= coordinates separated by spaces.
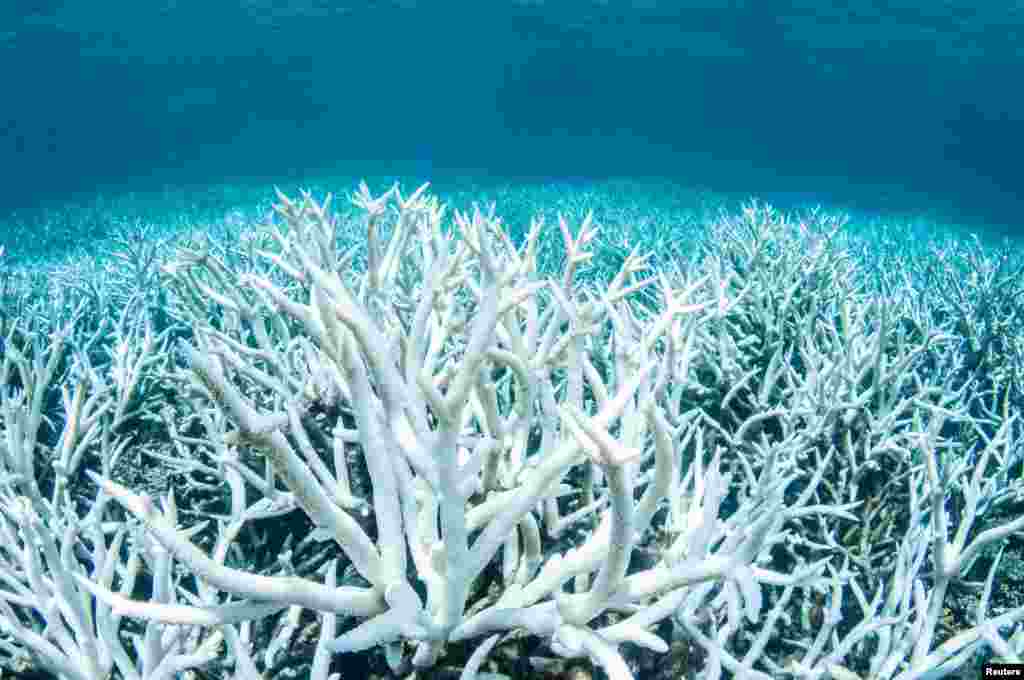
xmin=2 ymin=1 xmax=1022 ymax=243
xmin=1 ymin=6 xmax=1024 ymax=680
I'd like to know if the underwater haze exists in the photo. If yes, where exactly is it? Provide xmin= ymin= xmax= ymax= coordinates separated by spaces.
xmin=2 ymin=1 xmax=1022 ymax=237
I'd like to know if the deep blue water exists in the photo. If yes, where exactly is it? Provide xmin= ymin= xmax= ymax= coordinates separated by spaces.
xmin=2 ymin=1 xmax=1022 ymax=237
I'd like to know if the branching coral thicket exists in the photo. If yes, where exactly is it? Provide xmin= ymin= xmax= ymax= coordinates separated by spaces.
xmin=0 ymin=183 xmax=1021 ymax=680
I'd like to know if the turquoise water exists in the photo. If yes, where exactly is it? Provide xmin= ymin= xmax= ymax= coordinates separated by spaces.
xmin=2 ymin=2 xmax=1021 ymax=244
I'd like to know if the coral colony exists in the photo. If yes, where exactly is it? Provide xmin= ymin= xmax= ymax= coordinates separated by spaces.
xmin=0 ymin=182 xmax=1023 ymax=680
